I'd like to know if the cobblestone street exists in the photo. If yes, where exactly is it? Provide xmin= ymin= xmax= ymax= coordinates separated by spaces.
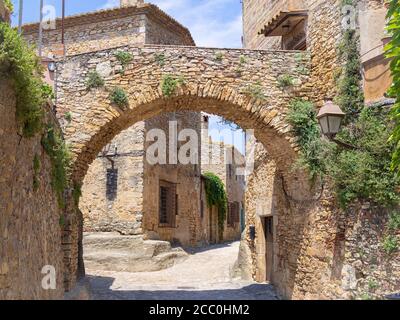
xmin=87 ymin=242 xmax=279 ymax=300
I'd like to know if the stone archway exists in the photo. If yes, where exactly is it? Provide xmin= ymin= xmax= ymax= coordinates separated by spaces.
xmin=56 ymin=44 xmax=313 ymax=291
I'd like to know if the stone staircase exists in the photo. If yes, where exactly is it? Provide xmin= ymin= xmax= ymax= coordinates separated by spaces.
xmin=83 ymin=232 xmax=189 ymax=272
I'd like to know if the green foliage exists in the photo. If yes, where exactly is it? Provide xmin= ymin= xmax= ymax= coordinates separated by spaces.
xmin=294 ymin=52 xmax=305 ymax=63
xmin=215 ymin=52 xmax=223 ymax=62
xmin=64 ymin=112 xmax=72 ymax=123
xmin=287 ymin=99 xmax=331 ymax=181
xmin=387 ymin=1 xmax=400 ymax=175
xmin=203 ymin=172 xmax=228 ymax=239
xmin=296 ymin=65 xmax=309 ymax=75
xmin=72 ymin=182 xmax=82 ymax=206
xmin=337 ymin=29 xmax=364 ymax=123
xmin=277 ymin=74 xmax=294 ymax=88
xmin=4 ymin=0 xmax=13 ymax=12
xmin=154 ymin=53 xmax=166 ymax=66
xmin=243 ymin=82 xmax=267 ymax=101
xmin=161 ymin=74 xmax=185 ymax=97
xmin=239 ymin=55 xmax=247 ymax=65
xmin=0 ymin=22 xmax=45 ymax=137
xmin=86 ymin=71 xmax=104 ymax=89
xmin=382 ymin=234 xmax=398 ymax=254
xmin=287 ymin=100 xmax=399 ymax=207
xmin=109 ymin=87 xmax=129 ymax=108
xmin=115 ymin=50 xmax=133 ymax=71
xmin=368 ymin=279 xmax=378 ymax=291
xmin=329 ymin=108 xmax=400 ymax=208
xmin=33 ymin=154 xmax=41 ymax=192
xmin=42 ymin=124 xmax=71 ymax=208
xmin=388 ymin=212 xmax=400 ymax=230
xmin=41 ymin=83 xmax=55 ymax=100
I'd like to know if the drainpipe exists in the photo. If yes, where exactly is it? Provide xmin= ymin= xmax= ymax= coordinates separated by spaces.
xmin=38 ymin=0 xmax=44 ymax=57
xmin=18 ymin=0 xmax=23 ymax=34
xmin=61 ymin=0 xmax=65 ymax=57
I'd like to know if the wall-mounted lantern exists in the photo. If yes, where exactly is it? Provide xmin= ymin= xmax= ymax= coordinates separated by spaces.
xmin=48 ymin=61 xmax=56 ymax=73
xmin=317 ymin=100 xmax=345 ymax=140
xmin=317 ymin=100 xmax=357 ymax=150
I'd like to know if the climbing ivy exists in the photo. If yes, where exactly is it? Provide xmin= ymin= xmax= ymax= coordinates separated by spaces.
xmin=387 ymin=1 xmax=400 ymax=175
xmin=0 ymin=22 xmax=47 ymax=137
xmin=287 ymin=99 xmax=332 ymax=182
xmin=336 ymin=28 xmax=364 ymax=123
xmin=41 ymin=124 xmax=71 ymax=208
xmin=203 ymin=172 xmax=228 ymax=239
xmin=72 ymin=182 xmax=82 ymax=206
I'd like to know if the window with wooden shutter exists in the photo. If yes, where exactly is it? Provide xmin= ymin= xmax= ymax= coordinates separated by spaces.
xmin=228 ymin=202 xmax=240 ymax=227
xmin=159 ymin=180 xmax=177 ymax=227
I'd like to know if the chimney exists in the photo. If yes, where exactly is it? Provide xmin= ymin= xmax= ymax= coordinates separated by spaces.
xmin=120 ymin=0 xmax=144 ymax=7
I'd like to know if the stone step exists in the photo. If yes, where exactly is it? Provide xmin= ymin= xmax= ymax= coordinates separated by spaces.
xmin=83 ymin=232 xmax=172 ymax=255
xmin=83 ymin=232 xmax=189 ymax=272
xmin=84 ymin=250 xmax=188 ymax=273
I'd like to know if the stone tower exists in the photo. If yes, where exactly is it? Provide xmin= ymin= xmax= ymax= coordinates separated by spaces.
xmin=120 ymin=0 xmax=144 ymax=7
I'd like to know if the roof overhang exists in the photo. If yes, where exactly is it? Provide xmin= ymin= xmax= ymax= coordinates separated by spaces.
xmin=259 ymin=10 xmax=308 ymax=37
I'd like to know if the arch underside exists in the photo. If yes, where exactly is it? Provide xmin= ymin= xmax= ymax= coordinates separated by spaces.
xmin=70 ymin=95 xmax=299 ymax=187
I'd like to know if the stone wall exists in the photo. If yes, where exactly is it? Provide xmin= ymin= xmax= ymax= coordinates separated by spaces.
xmin=243 ymin=0 xmax=342 ymax=106
xmin=241 ymin=141 xmax=400 ymax=299
xmin=0 ymin=80 xmax=64 ymax=299
xmin=81 ymin=110 xmax=204 ymax=247
xmin=81 ymin=122 xmax=145 ymax=235
xmin=200 ymin=119 xmax=247 ymax=242
xmin=142 ymin=111 xmax=203 ymax=246
xmin=22 ymin=3 xmax=194 ymax=57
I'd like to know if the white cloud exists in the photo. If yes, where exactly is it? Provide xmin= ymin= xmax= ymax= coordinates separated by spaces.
xmin=149 ymin=0 xmax=243 ymax=48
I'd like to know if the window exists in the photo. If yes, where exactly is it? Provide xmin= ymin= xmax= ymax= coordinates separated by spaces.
xmin=106 ymin=168 xmax=118 ymax=201
xmin=227 ymin=202 xmax=240 ymax=227
xmin=159 ymin=180 xmax=177 ymax=227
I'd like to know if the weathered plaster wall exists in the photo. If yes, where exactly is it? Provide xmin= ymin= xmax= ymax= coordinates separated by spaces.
xmin=0 ymin=81 xmax=64 ymax=299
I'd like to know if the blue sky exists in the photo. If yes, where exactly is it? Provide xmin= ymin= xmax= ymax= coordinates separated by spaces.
xmin=10 ymin=0 xmax=245 ymax=153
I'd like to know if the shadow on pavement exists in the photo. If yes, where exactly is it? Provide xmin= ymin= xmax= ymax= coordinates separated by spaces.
xmin=87 ymin=275 xmax=278 ymax=300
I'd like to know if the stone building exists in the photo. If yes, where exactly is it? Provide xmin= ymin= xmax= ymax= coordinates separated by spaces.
xmin=239 ymin=0 xmax=399 ymax=298
xmin=22 ymin=1 xmax=206 ymax=247
xmin=21 ymin=0 xmax=246 ymax=248
xmin=22 ymin=0 xmax=194 ymax=57
xmin=200 ymin=114 xmax=246 ymax=243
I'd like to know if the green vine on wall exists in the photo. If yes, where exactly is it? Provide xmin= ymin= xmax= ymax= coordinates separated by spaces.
xmin=387 ymin=1 xmax=400 ymax=175
xmin=336 ymin=28 xmax=364 ymax=123
xmin=203 ymin=172 xmax=228 ymax=239
xmin=41 ymin=124 xmax=71 ymax=209
xmin=0 ymin=22 xmax=48 ymax=137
